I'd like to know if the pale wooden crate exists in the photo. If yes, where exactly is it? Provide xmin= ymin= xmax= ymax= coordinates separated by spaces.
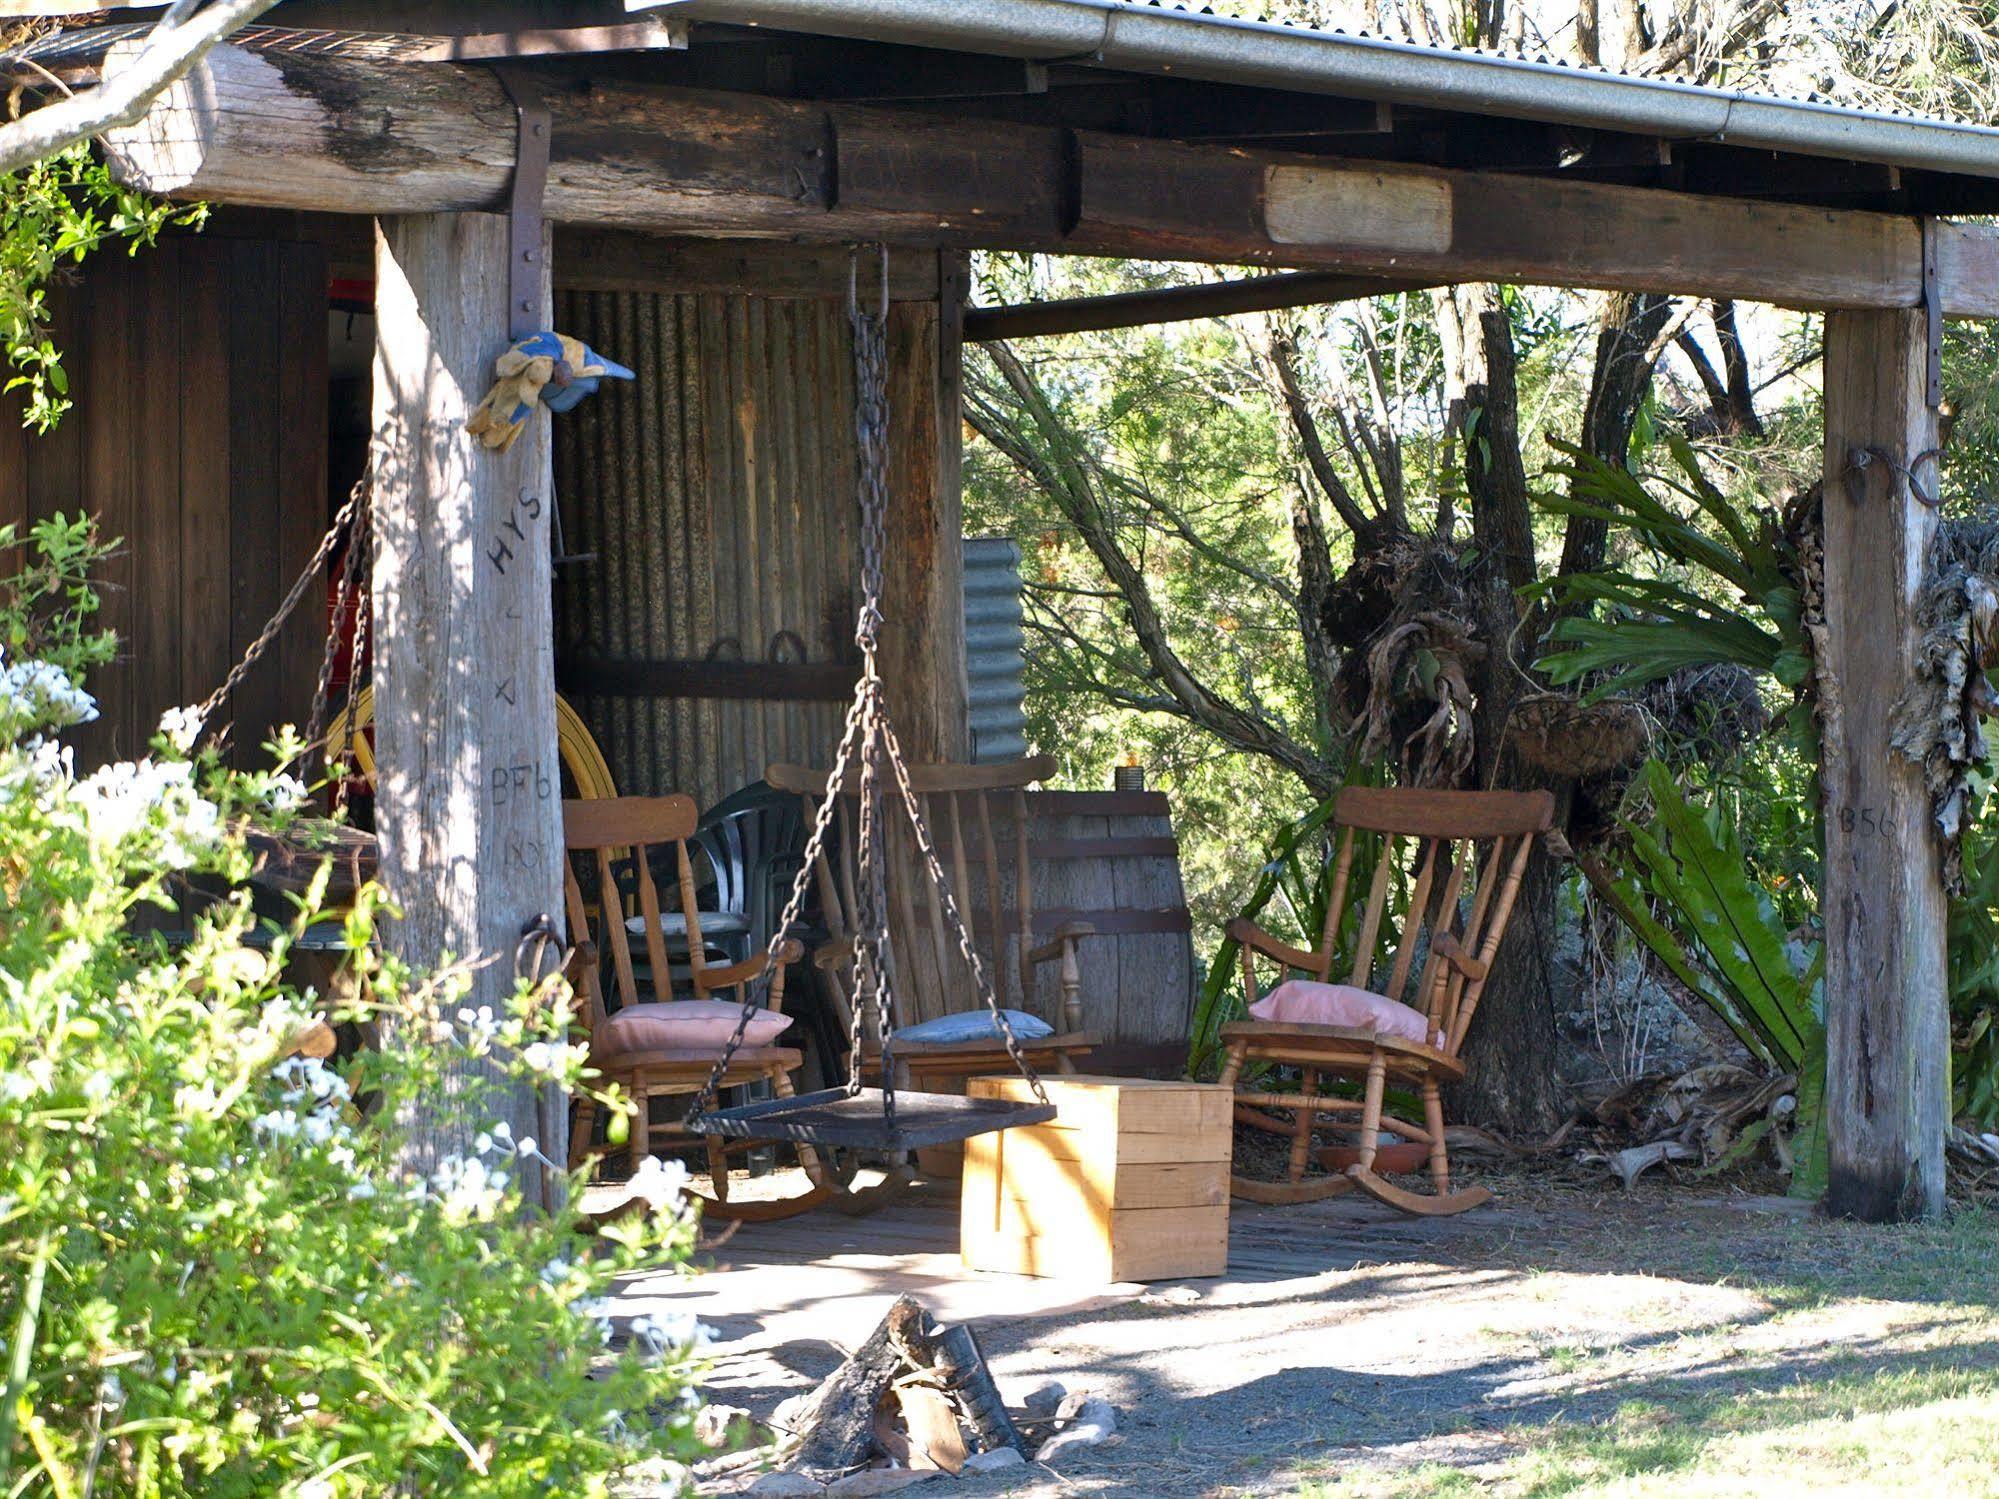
xmin=961 ymin=1074 xmax=1231 ymax=1282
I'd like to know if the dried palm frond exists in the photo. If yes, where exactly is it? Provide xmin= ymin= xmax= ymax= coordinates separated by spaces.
xmin=1890 ymin=521 xmax=1999 ymax=893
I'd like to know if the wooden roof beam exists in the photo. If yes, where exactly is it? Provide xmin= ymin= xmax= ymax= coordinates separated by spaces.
xmin=962 ymin=270 xmax=1436 ymax=341
xmin=98 ymin=42 xmax=1999 ymax=318
xmin=411 ymin=20 xmax=686 ymax=62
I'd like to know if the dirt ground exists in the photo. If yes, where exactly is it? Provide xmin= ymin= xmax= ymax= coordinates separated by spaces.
xmin=613 ymin=1162 xmax=1999 ymax=1498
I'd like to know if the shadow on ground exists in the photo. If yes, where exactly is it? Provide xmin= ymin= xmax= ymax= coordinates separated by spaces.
xmin=624 ymin=1166 xmax=1999 ymax=1497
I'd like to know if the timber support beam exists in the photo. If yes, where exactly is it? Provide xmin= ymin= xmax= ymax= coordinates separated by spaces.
xmin=370 ymin=212 xmax=569 ymax=1203
xmin=1819 ymin=309 xmax=1951 ymax=1221
xmin=103 ymin=41 xmax=1999 ymax=317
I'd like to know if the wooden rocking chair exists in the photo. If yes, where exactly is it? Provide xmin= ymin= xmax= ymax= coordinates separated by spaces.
xmin=1219 ymin=786 xmax=1554 ymax=1216
xmin=561 ymin=795 xmax=839 ymax=1222
xmin=765 ymin=755 xmax=1099 ymax=1098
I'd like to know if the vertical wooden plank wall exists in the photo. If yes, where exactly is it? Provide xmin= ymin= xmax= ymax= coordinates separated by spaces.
xmin=0 ymin=236 xmax=327 ymax=767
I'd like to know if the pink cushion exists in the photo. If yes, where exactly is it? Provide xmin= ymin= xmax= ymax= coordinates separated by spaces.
xmin=1249 ymin=979 xmax=1441 ymax=1048
xmin=598 ymin=1000 xmax=792 ymax=1056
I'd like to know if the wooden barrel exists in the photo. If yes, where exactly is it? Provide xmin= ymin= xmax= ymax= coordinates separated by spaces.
xmin=1018 ymin=789 xmax=1195 ymax=1077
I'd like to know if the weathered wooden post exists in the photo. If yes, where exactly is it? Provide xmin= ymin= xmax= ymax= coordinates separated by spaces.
xmin=881 ymin=252 xmax=970 ymax=762
xmin=370 ymin=212 xmax=568 ymax=1199
xmin=1819 ymin=307 xmax=1950 ymax=1221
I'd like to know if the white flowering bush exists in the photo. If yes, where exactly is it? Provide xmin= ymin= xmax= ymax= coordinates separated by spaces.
xmin=0 ymin=517 xmax=703 ymax=1496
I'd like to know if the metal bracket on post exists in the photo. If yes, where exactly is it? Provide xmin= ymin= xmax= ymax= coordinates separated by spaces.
xmin=494 ymin=66 xmax=550 ymax=343
xmin=1921 ymin=216 xmax=1944 ymax=411
xmin=493 ymin=66 xmax=592 ymax=567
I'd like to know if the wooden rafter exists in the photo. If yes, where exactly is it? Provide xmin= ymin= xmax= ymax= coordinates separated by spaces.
xmin=963 ymin=271 xmax=1437 ymax=341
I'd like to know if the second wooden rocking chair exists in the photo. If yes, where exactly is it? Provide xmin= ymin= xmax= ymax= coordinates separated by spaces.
xmin=1220 ymin=786 xmax=1554 ymax=1216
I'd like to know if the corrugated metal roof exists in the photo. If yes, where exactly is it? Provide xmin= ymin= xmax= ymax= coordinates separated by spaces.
xmin=668 ymin=0 xmax=1999 ymax=178
xmin=1122 ymin=0 xmax=1940 ymax=119
xmin=1 ymin=21 xmax=480 ymax=67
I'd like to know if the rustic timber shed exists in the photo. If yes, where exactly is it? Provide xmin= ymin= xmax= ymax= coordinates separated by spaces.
xmin=9 ymin=0 xmax=1999 ymax=1218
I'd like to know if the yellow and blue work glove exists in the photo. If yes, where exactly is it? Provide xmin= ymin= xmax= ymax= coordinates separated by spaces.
xmin=466 ymin=331 xmax=635 ymax=452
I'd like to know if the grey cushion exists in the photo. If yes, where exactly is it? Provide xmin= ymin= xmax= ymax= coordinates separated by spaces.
xmin=625 ymin=911 xmax=752 ymax=941
xmin=896 ymin=1009 xmax=1056 ymax=1044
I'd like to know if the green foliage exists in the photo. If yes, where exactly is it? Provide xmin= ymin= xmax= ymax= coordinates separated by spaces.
xmin=0 ymin=510 xmax=113 ymax=674
xmin=1590 ymin=761 xmax=1827 ymax=1198
xmin=1950 ymin=828 xmax=1999 ymax=1127
xmin=0 ymin=519 xmax=700 ymax=1496
xmin=0 ymin=144 xmax=204 ymax=431
xmin=1531 ymin=437 xmax=1811 ymax=715
xmin=1947 ymin=742 xmax=1999 ymax=1129
xmin=964 ymin=258 xmax=1347 ymax=938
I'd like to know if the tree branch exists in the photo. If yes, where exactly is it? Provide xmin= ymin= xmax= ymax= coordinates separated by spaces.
xmin=1671 ymin=304 xmax=1765 ymax=437
xmin=1629 ymin=0 xmax=1786 ymax=79
xmin=1352 ymin=312 xmax=1409 ymax=528
xmin=0 ymin=0 xmax=281 ymax=177
xmin=1260 ymin=328 xmax=1380 ymax=540
xmin=973 ymin=341 xmax=1339 ymax=797
xmin=1711 ymin=300 xmax=1765 ymax=437
xmin=1108 ymin=469 xmax=1295 ymax=601
xmin=1284 ymin=473 xmax=1346 ymax=751
xmin=1675 ymin=327 xmax=1732 ymax=420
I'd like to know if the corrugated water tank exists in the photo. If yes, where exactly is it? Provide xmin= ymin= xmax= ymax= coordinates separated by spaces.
xmin=963 ymin=536 xmax=1028 ymax=764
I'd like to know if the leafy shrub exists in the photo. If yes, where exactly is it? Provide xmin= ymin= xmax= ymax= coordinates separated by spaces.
xmin=1948 ymin=748 xmax=1999 ymax=1129
xmin=1 ymin=517 xmax=701 ymax=1496
xmin=0 ymin=144 xmax=205 ymax=432
xmin=1586 ymin=761 xmax=1827 ymax=1198
xmin=1537 ymin=435 xmax=1999 ymax=1138
xmin=1950 ymin=829 xmax=1999 ymax=1127
xmin=1530 ymin=437 xmax=1814 ymax=743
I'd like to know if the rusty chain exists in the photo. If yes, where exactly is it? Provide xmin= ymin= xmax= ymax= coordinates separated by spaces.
xmin=692 ymin=244 xmax=1048 ymax=1133
xmin=305 ymin=478 xmax=373 ymax=759
xmin=195 ymin=475 xmax=369 ymax=759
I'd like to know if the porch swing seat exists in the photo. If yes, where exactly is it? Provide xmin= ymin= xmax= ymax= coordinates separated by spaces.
xmin=687 ymin=1085 xmax=1057 ymax=1152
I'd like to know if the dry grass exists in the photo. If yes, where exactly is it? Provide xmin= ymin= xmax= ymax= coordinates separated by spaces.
xmin=1281 ymin=1191 xmax=1999 ymax=1498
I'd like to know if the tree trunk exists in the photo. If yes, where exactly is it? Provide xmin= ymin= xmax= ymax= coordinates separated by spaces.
xmin=1558 ymin=291 xmax=1675 ymax=581
xmin=1434 ymin=288 xmax=1571 ymax=1137
xmin=1443 ymin=287 xmax=1673 ymax=1139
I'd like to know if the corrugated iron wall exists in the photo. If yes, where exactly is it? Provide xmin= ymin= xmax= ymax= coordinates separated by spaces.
xmin=963 ymin=536 xmax=1028 ymax=763
xmin=551 ymin=290 xmax=860 ymax=809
